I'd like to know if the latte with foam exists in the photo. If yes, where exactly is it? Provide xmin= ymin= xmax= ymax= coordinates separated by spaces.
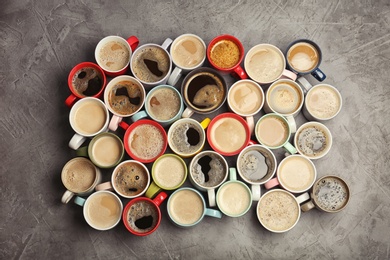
xmin=73 ymin=100 xmax=107 ymax=135
xmin=62 ymin=158 xmax=97 ymax=193
xmin=153 ymin=155 xmax=186 ymax=189
xmin=128 ymin=124 xmax=165 ymax=161
xmin=91 ymin=134 xmax=123 ymax=167
xmin=169 ymin=189 xmax=204 ymax=225
xmin=306 ymin=85 xmax=341 ymax=120
xmin=171 ymin=35 xmax=205 ymax=69
xmin=228 ymin=80 xmax=263 ymax=115
xmin=256 ymin=115 xmax=289 ymax=148
xmin=147 ymin=87 xmax=181 ymax=121
xmin=267 ymin=81 xmax=303 ymax=115
xmin=217 ymin=182 xmax=251 ymax=216
xmin=287 ymin=42 xmax=319 ymax=73
xmin=98 ymin=40 xmax=130 ymax=72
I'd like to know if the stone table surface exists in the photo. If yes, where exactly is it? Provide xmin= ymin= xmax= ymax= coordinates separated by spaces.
xmin=1 ymin=0 xmax=389 ymax=259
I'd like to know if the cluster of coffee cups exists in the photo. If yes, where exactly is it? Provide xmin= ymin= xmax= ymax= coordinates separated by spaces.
xmin=60 ymin=33 xmax=350 ymax=235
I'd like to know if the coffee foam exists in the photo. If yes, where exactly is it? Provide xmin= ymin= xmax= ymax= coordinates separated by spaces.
xmin=210 ymin=39 xmax=241 ymax=69
xmin=129 ymin=124 xmax=165 ymax=160
xmin=296 ymin=125 xmax=329 ymax=158
xmin=153 ymin=156 xmax=186 ymax=188
xmin=278 ymin=156 xmax=315 ymax=192
xmin=62 ymin=158 xmax=96 ymax=193
xmin=256 ymin=116 xmax=288 ymax=147
xmin=72 ymin=67 xmax=102 ymax=97
xmin=314 ymin=177 xmax=349 ymax=211
xmin=191 ymin=153 xmax=226 ymax=188
xmin=169 ymin=121 xmax=203 ymax=155
xmin=74 ymin=100 xmax=106 ymax=135
xmin=114 ymin=162 xmax=149 ymax=197
xmin=108 ymin=80 xmax=144 ymax=116
xmin=258 ymin=190 xmax=299 ymax=232
xmin=147 ymin=88 xmax=181 ymax=120
xmin=218 ymin=182 xmax=251 ymax=215
xmin=126 ymin=200 xmax=158 ymax=233
xmin=246 ymin=47 xmax=284 ymax=83
xmin=98 ymin=40 xmax=129 ymax=71
xmin=307 ymin=85 xmax=341 ymax=119
xmin=86 ymin=192 xmax=121 ymax=229
xmin=239 ymin=147 xmax=275 ymax=182
xmin=92 ymin=135 xmax=122 ymax=167
xmin=169 ymin=189 xmax=204 ymax=225
xmin=287 ymin=42 xmax=319 ymax=72
xmin=268 ymin=82 xmax=302 ymax=114
xmin=171 ymin=36 xmax=205 ymax=68
xmin=229 ymin=81 xmax=262 ymax=115
xmin=210 ymin=117 xmax=247 ymax=153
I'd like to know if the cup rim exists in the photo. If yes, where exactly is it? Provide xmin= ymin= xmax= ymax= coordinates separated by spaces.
xmin=151 ymin=153 xmax=188 ymax=190
xmin=255 ymin=113 xmax=291 ymax=149
xmin=61 ymin=157 xmax=99 ymax=193
xmin=170 ymin=33 xmax=207 ymax=70
xmin=216 ymin=179 xmax=252 ymax=217
xmin=88 ymin=132 xmax=124 ymax=168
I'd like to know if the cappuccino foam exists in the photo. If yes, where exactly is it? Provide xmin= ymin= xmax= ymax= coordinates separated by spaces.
xmin=210 ymin=117 xmax=247 ymax=153
xmin=86 ymin=192 xmax=121 ymax=229
xmin=108 ymin=80 xmax=144 ymax=116
xmin=74 ymin=100 xmax=106 ymax=135
xmin=268 ymin=82 xmax=302 ymax=114
xmin=92 ymin=135 xmax=122 ymax=167
xmin=307 ymin=85 xmax=341 ymax=119
xmin=278 ymin=156 xmax=315 ymax=192
xmin=191 ymin=153 xmax=226 ymax=188
xmin=296 ymin=125 xmax=329 ymax=158
xmin=169 ymin=189 xmax=204 ymax=225
xmin=129 ymin=124 xmax=165 ymax=160
xmin=98 ymin=40 xmax=129 ymax=71
xmin=171 ymin=36 xmax=205 ymax=68
xmin=229 ymin=81 xmax=263 ymax=115
xmin=287 ymin=42 xmax=319 ymax=72
xmin=246 ymin=47 xmax=284 ymax=83
xmin=218 ymin=182 xmax=251 ymax=216
xmin=62 ymin=158 xmax=96 ymax=193
xmin=148 ymin=87 xmax=181 ymax=120
xmin=256 ymin=116 xmax=288 ymax=147
xmin=153 ymin=156 xmax=186 ymax=188
xmin=126 ymin=200 xmax=158 ymax=233
xmin=114 ymin=161 xmax=149 ymax=197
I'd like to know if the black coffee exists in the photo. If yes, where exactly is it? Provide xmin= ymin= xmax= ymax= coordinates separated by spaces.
xmin=135 ymin=215 xmax=154 ymax=229
xmin=72 ymin=67 xmax=103 ymax=97
xmin=127 ymin=200 xmax=159 ymax=233
xmin=186 ymin=127 xmax=200 ymax=146
xmin=197 ymin=155 xmax=212 ymax=183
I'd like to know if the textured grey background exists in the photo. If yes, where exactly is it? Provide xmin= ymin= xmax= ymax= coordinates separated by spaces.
xmin=1 ymin=0 xmax=389 ymax=259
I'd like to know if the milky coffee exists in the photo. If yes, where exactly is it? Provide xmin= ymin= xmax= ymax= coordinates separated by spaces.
xmin=306 ymin=85 xmax=341 ymax=119
xmin=98 ymin=40 xmax=130 ymax=71
xmin=169 ymin=189 xmax=204 ymax=225
xmin=113 ymin=161 xmax=149 ymax=197
xmin=218 ymin=182 xmax=251 ymax=216
xmin=73 ymin=100 xmax=107 ymax=135
xmin=256 ymin=116 xmax=288 ymax=147
xmin=91 ymin=135 xmax=122 ymax=167
xmin=128 ymin=124 xmax=165 ymax=161
xmin=153 ymin=156 xmax=186 ymax=189
xmin=278 ymin=156 xmax=316 ymax=192
xmin=147 ymin=87 xmax=181 ymax=121
xmin=229 ymin=80 xmax=263 ymax=115
xmin=287 ymin=42 xmax=319 ymax=73
xmin=171 ymin=35 xmax=205 ymax=69
xmin=268 ymin=81 xmax=302 ymax=115
xmin=62 ymin=158 xmax=97 ymax=193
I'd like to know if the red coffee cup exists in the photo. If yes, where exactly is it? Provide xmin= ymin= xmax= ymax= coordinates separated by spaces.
xmin=65 ymin=62 xmax=107 ymax=108
xmin=207 ymin=34 xmax=247 ymax=79
xmin=122 ymin=192 xmax=168 ymax=236
xmin=120 ymin=119 xmax=168 ymax=164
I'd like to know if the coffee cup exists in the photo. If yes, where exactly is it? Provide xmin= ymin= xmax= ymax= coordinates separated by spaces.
xmin=264 ymin=155 xmax=317 ymax=193
xmin=119 ymin=119 xmax=167 ymax=163
xmin=61 ymin=157 xmax=102 ymax=204
xmin=181 ymin=67 xmax=227 ymax=118
xmin=257 ymin=189 xmax=309 ymax=233
xmin=122 ymin=191 xmax=167 ymax=236
xmin=207 ymin=34 xmax=248 ymax=79
xmin=294 ymin=121 xmax=332 ymax=160
xmin=254 ymin=113 xmax=297 ymax=154
xmin=227 ymin=80 xmax=264 ymax=134
xmin=68 ymin=97 xmax=109 ymax=150
xmin=167 ymin=33 xmax=207 ymax=86
xmin=167 ymin=188 xmax=222 ymax=228
xmin=131 ymin=85 xmax=184 ymax=127
xmin=189 ymin=150 xmax=229 ymax=207
xmin=76 ymin=132 xmax=124 ymax=168
xmin=263 ymin=79 xmax=304 ymax=133
xmin=207 ymin=112 xmax=251 ymax=156
xmin=244 ymin=44 xmax=297 ymax=85
xmin=168 ymin=118 xmax=210 ymax=158
xmin=285 ymin=39 xmax=326 ymax=81
xmin=145 ymin=154 xmax=187 ymax=199
xmin=95 ymin=160 xmax=150 ymax=199
xmin=297 ymin=77 xmax=342 ymax=121
xmin=301 ymin=175 xmax=350 ymax=213
xmin=130 ymin=39 xmax=173 ymax=89
xmin=95 ymin=35 xmax=139 ymax=77
xmin=65 ymin=62 xmax=107 ymax=108
xmin=237 ymin=145 xmax=277 ymax=201
xmin=104 ymin=75 xmax=146 ymax=131
xmin=216 ymin=168 xmax=252 ymax=217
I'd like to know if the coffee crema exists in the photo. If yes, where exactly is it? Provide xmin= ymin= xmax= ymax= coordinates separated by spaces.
xmin=147 ymin=87 xmax=181 ymax=121
xmin=256 ymin=116 xmax=288 ymax=147
xmin=296 ymin=125 xmax=329 ymax=158
xmin=246 ymin=47 xmax=284 ymax=83
xmin=210 ymin=39 xmax=240 ymax=69
xmin=229 ymin=81 xmax=263 ymax=115
xmin=86 ymin=192 xmax=121 ymax=229
xmin=72 ymin=67 xmax=103 ymax=97
xmin=210 ymin=117 xmax=247 ymax=154
xmin=91 ymin=135 xmax=122 ymax=167
xmin=153 ymin=156 xmax=186 ymax=188
xmin=191 ymin=153 xmax=226 ymax=188
xmin=169 ymin=189 xmax=204 ymax=225
xmin=239 ymin=147 xmax=275 ymax=183
xmin=62 ymin=158 xmax=96 ymax=193
xmin=218 ymin=182 xmax=251 ymax=216
xmin=287 ymin=42 xmax=319 ymax=73
xmin=108 ymin=80 xmax=143 ymax=116
xmin=268 ymin=82 xmax=302 ymax=114
xmin=129 ymin=124 xmax=165 ymax=161
xmin=114 ymin=161 xmax=149 ymax=197
xmin=98 ymin=40 xmax=129 ymax=71
xmin=306 ymin=85 xmax=341 ymax=119
xmin=126 ymin=200 xmax=158 ymax=233
xmin=314 ymin=176 xmax=349 ymax=212
xmin=171 ymin=36 xmax=205 ymax=68
xmin=278 ymin=156 xmax=315 ymax=192
xmin=74 ymin=100 xmax=106 ymax=135
xmin=169 ymin=121 xmax=204 ymax=156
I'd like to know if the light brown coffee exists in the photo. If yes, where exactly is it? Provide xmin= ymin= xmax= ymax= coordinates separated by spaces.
xmin=74 ymin=100 xmax=106 ymax=135
xmin=171 ymin=35 xmax=205 ymax=68
xmin=256 ymin=116 xmax=288 ymax=147
xmin=169 ymin=189 xmax=204 ymax=225
xmin=98 ymin=40 xmax=130 ymax=71
xmin=218 ymin=182 xmax=251 ymax=216
xmin=306 ymin=85 xmax=341 ymax=119
xmin=210 ymin=117 xmax=247 ymax=154
xmin=62 ymin=158 xmax=96 ymax=193
xmin=268 ymin=81 xmax=302 ymax=114
xmin=108 ymin=80 xmax=144 ymax=116
xmin=147 ymin=87 xmax=181 ymax=121
xmin=229 ymin=81 xmax=263 ymax=115
xmin=91 ymin=135 xmax=122 ymax=167
xmin=85 ymin=192 xmax=121 ymax=229
xmin=278 ymin=156 xmax=315 ymax=192
xmin=287 ymin=42 xmax=319 ymax=73
xmin=129 ymin=124 xmax=165 ymax=160
xmin=210 ymin=39 xmax=241 ymax=69
xmin=153 ymin=156 xmax=186 ymax=189
xmin=113 ymin=161 xmax=149 ymax=197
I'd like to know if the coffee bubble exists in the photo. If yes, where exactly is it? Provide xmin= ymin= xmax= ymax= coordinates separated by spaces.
xmin=114 ymin=162 xmax=149 ymax=197
xmin=129 ymin=124 xmax=165 ymax=161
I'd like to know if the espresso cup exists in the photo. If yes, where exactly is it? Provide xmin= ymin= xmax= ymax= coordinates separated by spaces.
xmin=168 ymin=118 xmax=210 ymax=158
xmin=285 ymin=39 xmax=326 ymax=81
xmin=189 ymin=150 xmax=229 ymax=207
xmin=119 ymin=119 xmax=167 ymax=163
xmin=76 ymin=132 xmax=124 ymax=168
xmin=297 ymin=77 xmax=343 ymax=121
xmin=65 ymin=62 xmax=107 ymax=108
xmin=263 ymin=79 xmax=304 ymax=133
xmin=301 ymin=175 xmax=350 ymax=213
xmin=167 ymin=188 xmax=222 ymax=228
xmin=68 ymin=97 xmax=109 ymax=150
xmin=74 ymin=191 xmax=123 ymax=231
xmin=255 ymin=113 xmax=297 ymax=154
xmin=95 ymin=35 xmax=139 ymax=77
xmin=122 ymin=191 xmax=167 ymax=236
xmin=145 ymin=154 xmax=187 ymax=198
xmin=61 ymin=157 xmax=102 ymax=204
xmin=244 ymin=44 xmax=297 ymax=85
xmin=130 ymin=39 xmax=173 ymax=89
xmin=264 ymin=155 xmax=317 ymax=193
xmin=227 ymin=80 xmax=264 ymax=134
xmin=104 ymin=75 xmax=146 ymax=131
xmin=207 ymin=112 xmax=251 ymax=156
xmin=257 ymin=189 xmax=309 ymax=233
xmin=294 ymin=121 xmax=333 ymax=160
xmin=96 ymin=160 xmax=150 ymax=199
xmin=167 ymin=33 xmax=207 ymax=86
xmin=207 ymin=34 xmax=248 ymax=79
xmin=237 ymin=145 xmax=277 ymax=201
xmin=181 ymin=67 xmax=227 ymax=118
xmin=216 ymin=168 xmax=252 ymax=217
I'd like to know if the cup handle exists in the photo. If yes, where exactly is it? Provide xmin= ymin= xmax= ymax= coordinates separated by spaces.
xmin=65 ymin=94 xmax=77 ymax=108
xmin=296 ymin=192 xmax=311 ymax=204
xmin=153 ymin=191 xmax=168 ymax=206
xmin=145 ymin=181 xmax=162 ymax=199
xmin=118 ymin=120 xmax=130 ymax=130
xmin=161 ymin=38 xmax=173 ymax=50
xmin=248 ymin=140 xmax=257 ymax=145
xmin=232 ymin=66 xmax=248 ymax=80
xmin=207 ymin=189 xmax=216 ymax=207
xmin=264 ymin=177 xmax=279 ymax=190
xmin=281 ymin=69 xmax=297 ymax=81
xmin=181 ymin=107 xmax=194 ymax=118
xmin=285 ymin=115 xmax=297 ymax=134
xmin=131 ymin=110 xmax=148 ymax=122
xmin=127 ymin=36 xmax=139 ymax=52
xmin=200 ymin=118 xmax=211 ymax=129
xmin=246 ymin=116 xmax=254 ymax=135
xmin=61 ymin=190 xmax=75 ymax=204
xmin=229 ymin=167 xmax=237 ymax=181
xmin=69 ymin=133 xmax=86 ymax=150
xmin=75 ymin=146 xmax=88 ymax=157
xmin=74 ymin=196 xmax=86 ymax=207
xmin=283 ymin=142 xmax=297 ymax=155
xmin=109 ymin=115 xmax=123 ymax=131
xmin=167 ymin=67 xmax=182 ymax=86
xmin=301 ymin=200 xmax=316 ymax=212
xmin=95 ymin=181 xmax=114 ymax=191
xmin=251 ymin=184 xmax=261 ymax=201
xmin=311 ymin=68 xmax=326 ymax=82
xmin=297 ymin=77 xmax=312 ymax=94
xmin=204 ymin=208 xmax=223 ymax=218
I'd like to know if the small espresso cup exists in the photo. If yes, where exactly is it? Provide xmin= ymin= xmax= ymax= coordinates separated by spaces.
xmin=68 ymin=97 xmax=109 ymax=150
xmin=255 ymin=113 xmax=297 ymax=154
xmin=95 ymin=160 xmax=150 ymax=199
xmin=207 ymin=34 xmax=247 ymax=79
xmin=181 ymin=67 xmax=227 ymax=118
xmin=168 ymin=118 xmax=210 ymax=158
xmin=285 ymin=39 xmax=326 ymax=81
xmin=257 ymin=189 xmax=309 ymax=233
xmin=95 ymin=35 xmax=139 ymax=77
xmin=207 ymin=113 xmax=251 ymax=157
xmin=244 ymin=43 xmax=297 ymax=85
xmin=167 ymin=188 xmax=222 ymax=228
xmin=301 ymin=175 xmax=350 ymax=213
xmin=76 ymin=132 xmax=124 ymax=169
xmin=122 ymin=192 xmax=168 ymax=236
xmin=216 ymin=168 xmax=252 ymax=217
xmin=74 ymin=191 xmax=123 ymax=231
xmin=145 ymin=154 xmax=187 ymax=199
xmin=294 ymin=121 xmax=333 ymax=160
xmin=264 ymin=155 xmax=317 ymax=194
xmin=61 ymin=157 xmax=102 ymax=204
xmin=167 ymin=33 xmax=207 ymax=86
xmin=237 ymin=145 xmax=277 ymax=201
xmin=227 ymin=80 xmax=264 ymax=134
xmin=104 ymin=75 xmax=146 ymax=131
xmin=263 ymin=79 xmax=304 ymax=133
xmin=130 ymin=39 xmax=173 ymax=89
xmin=189 ymin=150 xmax=229 ymax=207
xmin=65 ymin=62 xmax=107 ymax=108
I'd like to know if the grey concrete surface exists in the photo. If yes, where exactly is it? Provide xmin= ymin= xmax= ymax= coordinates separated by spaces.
xmin=1 ymin=0 xmax=389 ymax=259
